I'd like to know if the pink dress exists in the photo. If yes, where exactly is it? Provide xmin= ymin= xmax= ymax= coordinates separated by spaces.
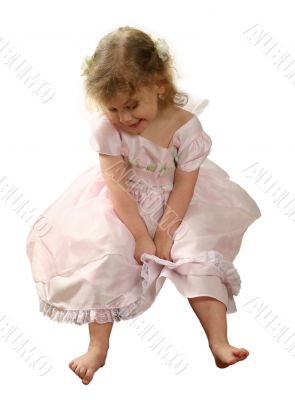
xmin=26 ymin=100 xmax=261 ymax=325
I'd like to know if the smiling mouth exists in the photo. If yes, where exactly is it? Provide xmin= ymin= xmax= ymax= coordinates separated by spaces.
xmin=128 ymin=119 xmax=142 ymax=128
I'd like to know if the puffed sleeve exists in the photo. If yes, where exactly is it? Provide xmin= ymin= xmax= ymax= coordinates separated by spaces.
xmin=176 ymin=116 xmax=212 ymax=172
xmin=88 ymin=114 xmax=122 ymax=155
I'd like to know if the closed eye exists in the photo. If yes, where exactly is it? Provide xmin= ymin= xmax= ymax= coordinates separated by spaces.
xmin=130 ymin=102 xmax=138 ymax=110
xmin=109 ymin=102 xmax=138 ymax=112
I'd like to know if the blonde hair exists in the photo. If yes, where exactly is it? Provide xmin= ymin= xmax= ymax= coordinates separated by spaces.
xmin=82 ymin=26 xmax=188 ymax=112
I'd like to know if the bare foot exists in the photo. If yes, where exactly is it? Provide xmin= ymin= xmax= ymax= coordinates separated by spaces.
xmin=209 ymin=342 xmax=249 ymax=368
xmin=68 ymin=345 xmax=109 ymax=385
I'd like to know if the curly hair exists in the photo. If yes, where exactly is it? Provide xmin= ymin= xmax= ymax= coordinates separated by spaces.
xmin=82 ymin=26 xmax=188 ymax=112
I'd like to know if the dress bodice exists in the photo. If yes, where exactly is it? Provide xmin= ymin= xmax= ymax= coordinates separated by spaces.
xmin=89 ymin=114 xmax=212 ymax=190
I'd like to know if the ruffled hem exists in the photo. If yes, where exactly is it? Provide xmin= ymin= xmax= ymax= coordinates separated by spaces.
xmin=38 ymin=249 xmax=240 ymax=325
xmin=38 ymin=297 xmax=143 ymax=325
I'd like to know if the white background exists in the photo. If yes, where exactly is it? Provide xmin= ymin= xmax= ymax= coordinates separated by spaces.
xmin=0 ymin=0 xmax=294 ymax=398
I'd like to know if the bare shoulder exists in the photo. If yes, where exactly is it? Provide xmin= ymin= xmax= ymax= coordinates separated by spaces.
xmin=140 ymin=105 xmax=196 ymax=148
xmin=174 ymin=106 xmax=194 ymax=118
xmin=170 ymin=106 xmax=195 ymax=129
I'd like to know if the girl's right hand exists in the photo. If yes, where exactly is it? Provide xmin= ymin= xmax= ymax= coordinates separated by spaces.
xmin=134 ymin=234 xmax=156 ymax=265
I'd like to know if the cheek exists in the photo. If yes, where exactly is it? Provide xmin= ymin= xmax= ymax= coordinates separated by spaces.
xmin=140 ymin=105 xmax=153 ymax=116
xmin=106 ymin=113 xmax=117 ymax=122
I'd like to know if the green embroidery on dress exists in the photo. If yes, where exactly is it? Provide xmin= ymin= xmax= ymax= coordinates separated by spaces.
xmin=166 ymin=163 xmax=175 ymax=172
xmin=159 ymin=167 xmax=166 ymax=176
xmin=146 ymin=162 xmax=157 ymax=172
xmin=159 ymin=162 xmax=175 ymax=176
xmin=128 ymin=158 xmax=137 ymax=167
xmin=128 ymin=157 xmax=175 ymax=175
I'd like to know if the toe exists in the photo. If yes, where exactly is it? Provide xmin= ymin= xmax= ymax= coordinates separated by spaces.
xmin=74 ymin=365 xmax=81 ymax=375
xmin=238 ymin=347 xmax=249 ymax=354
xmin=69 ymin=361 xmax=77 ymax=370
xmin=240 ymin=350 xmax=249 ymax=358
xmin=78 ymin=366 xmax=87 ymax=379
xmin=82 ymin=369 xmax=94 ymax=385
xmin=233 ymin=348 xmax=248 ymax=357
xmin=80 ymin=367 xmax=88 ymax=379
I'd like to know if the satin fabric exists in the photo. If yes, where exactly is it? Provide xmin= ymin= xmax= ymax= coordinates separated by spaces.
xmin=26 ymin=111 xmax=261 ymax=325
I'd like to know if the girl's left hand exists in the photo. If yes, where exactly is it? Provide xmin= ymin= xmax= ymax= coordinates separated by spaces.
xmin=153 ymin=229 xmax=174 ymax=261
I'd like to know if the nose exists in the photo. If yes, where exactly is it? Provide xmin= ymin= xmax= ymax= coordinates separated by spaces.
xmin=118 ymin=110 xmax=132 ymax=124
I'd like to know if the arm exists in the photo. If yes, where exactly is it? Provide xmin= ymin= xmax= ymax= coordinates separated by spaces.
xmin=155 ymin=167 xmax=200 ymax=238
xmin=99 ymin=154 xmax=150 ymax=239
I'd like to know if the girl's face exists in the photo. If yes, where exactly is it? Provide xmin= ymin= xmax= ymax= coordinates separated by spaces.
xmin=100 ymin=83 xmax=165 ymax=135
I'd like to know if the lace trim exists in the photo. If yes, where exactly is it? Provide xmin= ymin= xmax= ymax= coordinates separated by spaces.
xmin=38 ymin=297 xmax=143 ymax=325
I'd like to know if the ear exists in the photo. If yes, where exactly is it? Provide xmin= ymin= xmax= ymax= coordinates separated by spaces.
xmin=155 ymin=79 xmax=167 ymax=95
xmin=153 ymin=73 xmax=166 ymax=91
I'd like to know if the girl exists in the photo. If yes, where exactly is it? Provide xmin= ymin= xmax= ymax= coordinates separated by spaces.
xmin=26 ymin=26 xmax=261 ymax=385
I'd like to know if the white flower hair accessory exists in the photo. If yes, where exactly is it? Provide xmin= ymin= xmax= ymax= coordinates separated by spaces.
xmin=81 ymin=54 xmax=94 ymax=77
xmin=154 ymin=37 xmax=169 ymax=62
